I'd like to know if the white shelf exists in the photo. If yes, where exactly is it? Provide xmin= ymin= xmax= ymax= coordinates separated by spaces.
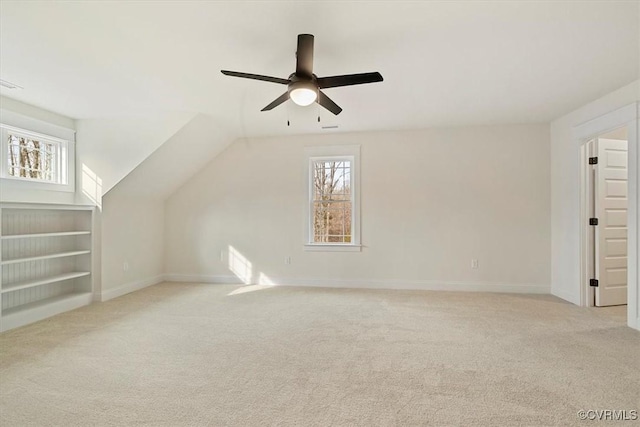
xmin=1 ymin=250 xmax=91 ymax=265
xmin=1 ymin=231 xmax=91 ymax=240
xmin=1 ymin=292 xmax=94 ymax=332
xmin=1 ymin=272 xmax=91 ymax=294
xmin=0 ymin=205 xmax=94 ymax=332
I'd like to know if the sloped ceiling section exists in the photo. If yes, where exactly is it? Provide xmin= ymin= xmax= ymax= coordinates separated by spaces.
xmin=76 ymin=112 xmax=195 ymax=195
xmin=103 ymin=113 xmax=234 ymax=199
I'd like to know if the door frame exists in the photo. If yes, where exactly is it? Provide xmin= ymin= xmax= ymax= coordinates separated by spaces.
xmin=575 ymin=102 xmax=639 ymax=329
xmin=580 ymin=138 xmax=596 ymax=307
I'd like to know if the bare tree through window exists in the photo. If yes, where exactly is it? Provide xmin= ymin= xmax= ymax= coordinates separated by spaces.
xmin=7 ymin=134 xmax=57 ymax=182
xmin=312 ymin=160 xmax=352 ymax=243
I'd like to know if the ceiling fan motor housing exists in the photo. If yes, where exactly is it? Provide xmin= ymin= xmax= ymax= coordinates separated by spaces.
xmin=288 ymin=73 xmax=317 ymax=92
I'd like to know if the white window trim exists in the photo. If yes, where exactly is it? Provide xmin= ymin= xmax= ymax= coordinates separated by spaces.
xmin=304 ymin=144 xmax=361 ymax=252
xmin=0 ymin=111 xmax=75 ymax=193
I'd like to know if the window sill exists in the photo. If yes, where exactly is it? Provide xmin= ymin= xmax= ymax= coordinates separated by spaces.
xmin=304 ymin=244 xmax=362 ymax=252
xmin=1 ymin=177 xmax=74 ymax=193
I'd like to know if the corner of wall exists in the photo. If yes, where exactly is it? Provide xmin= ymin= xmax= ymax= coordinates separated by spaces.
xmin=549 ymin=80 xmax=640 ymax=308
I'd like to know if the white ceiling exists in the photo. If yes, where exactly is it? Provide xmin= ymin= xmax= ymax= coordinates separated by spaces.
xmin=1 ymin=1 xmax=638 ymax=137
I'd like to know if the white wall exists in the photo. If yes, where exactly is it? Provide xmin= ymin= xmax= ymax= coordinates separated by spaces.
xmin=0 ymin=96 xmax=75 ymax=130
xmin=165 ymin=124 xmax=550 ymax=293
xmin=100 ymin=189 xmax=165 ymax=299
xmin=73 ymin=111 xmax=193 ymax=299
xmin=550 ymin=80 xmax=639 ymax=305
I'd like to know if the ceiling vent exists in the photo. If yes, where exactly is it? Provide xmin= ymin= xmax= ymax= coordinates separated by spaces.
xmin=0 ymin=79 xmax=23 ymax=89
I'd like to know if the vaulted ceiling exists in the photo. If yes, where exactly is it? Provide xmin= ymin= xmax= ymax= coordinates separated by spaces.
xmin=1 ymin=1 xmax=638 ymax=137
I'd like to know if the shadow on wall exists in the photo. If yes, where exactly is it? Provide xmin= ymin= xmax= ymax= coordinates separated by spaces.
xmin=227 ymin=245 xmax=278 ymax=295
xmin=82 ymin=164 xmax=103 ymax=207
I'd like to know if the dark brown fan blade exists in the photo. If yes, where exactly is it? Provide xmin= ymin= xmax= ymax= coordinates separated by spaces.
xmin=261 ymin=92 xmax=290 ymax=111
xmin=221 ymin=70 xmax=290 ymax=85
xmin=317 ymin=72 xmax=383 ymax=89
xmin=295 ymin=34 xmax=314 ymax=78
xmin=317 ymin=91 xmax=342 ymax=115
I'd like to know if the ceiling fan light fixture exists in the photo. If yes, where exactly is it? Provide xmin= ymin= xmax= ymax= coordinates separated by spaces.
xmin=289 ymin=82 xmax=317 ymax=106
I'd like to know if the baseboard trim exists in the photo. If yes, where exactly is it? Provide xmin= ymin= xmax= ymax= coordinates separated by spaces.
xmin=163 ymin=273 xmax=549 ymax=294
xmin=163 ymin=274 xmax=243 ymax=284
xmin=100 ymin=275 xmax=165 ymax=302
xmin=550 ymin=288 xmax=580 ymax=305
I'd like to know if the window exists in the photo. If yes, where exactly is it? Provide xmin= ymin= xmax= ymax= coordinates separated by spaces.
xmin=312 ymin=159 xmax=352 ymax=242
xmin=1 ymin=124 xmax=73 ymax=191
xmin=305 ymin=145 xmax=360 ymax=251
xmin=6 ymin=132 xmax=62 ymax=183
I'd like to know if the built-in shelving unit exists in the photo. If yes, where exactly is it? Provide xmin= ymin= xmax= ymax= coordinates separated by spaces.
xmin=0 ymin=204 xmax=94 ymax=332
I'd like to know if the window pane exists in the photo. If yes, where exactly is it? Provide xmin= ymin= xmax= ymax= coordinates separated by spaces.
xmin=6 ymin=134 xmax=59 ymax=183
xmin=312 ymin=200 xmax=352 ymax=243
xmin=310 ymin=158 xmax=354 ymax=244
xmin=313 ymin=160 xmax=351 ymax=200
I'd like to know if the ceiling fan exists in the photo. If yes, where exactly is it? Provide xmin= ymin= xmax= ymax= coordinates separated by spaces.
xmin=221 ymin=34 xmax=383 ymax=115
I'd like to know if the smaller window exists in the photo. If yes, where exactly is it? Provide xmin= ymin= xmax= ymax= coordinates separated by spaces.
xmin=1 ymin=125 xmax=71 ymax=190
xmin=305 ymin=145 xmax=361 ymax=251
xmin=6 ymin=132 xmax=63 ymax=183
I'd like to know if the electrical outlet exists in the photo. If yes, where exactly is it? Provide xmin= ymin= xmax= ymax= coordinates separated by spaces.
xmin=123 ymin=261 xmax=129 ymax=272
xmin=471 ymin=259 xmax=479 ymax=269
xmin=220 ymin=250 xmax=224 ymax=262
xmin=285 ymin=256 xmax=291 ymax=265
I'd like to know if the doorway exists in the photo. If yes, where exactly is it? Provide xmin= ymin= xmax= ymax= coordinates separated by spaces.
xmin=583 ymin=127 xmax=629 ymax=307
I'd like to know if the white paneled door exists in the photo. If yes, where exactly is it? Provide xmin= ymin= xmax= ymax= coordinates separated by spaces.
xmin=595 ymin=138 xmax=628 ymax=306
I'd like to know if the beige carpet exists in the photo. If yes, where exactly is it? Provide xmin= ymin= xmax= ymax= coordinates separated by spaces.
xmin=1 ymin=283 xmax=638 ymax=426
